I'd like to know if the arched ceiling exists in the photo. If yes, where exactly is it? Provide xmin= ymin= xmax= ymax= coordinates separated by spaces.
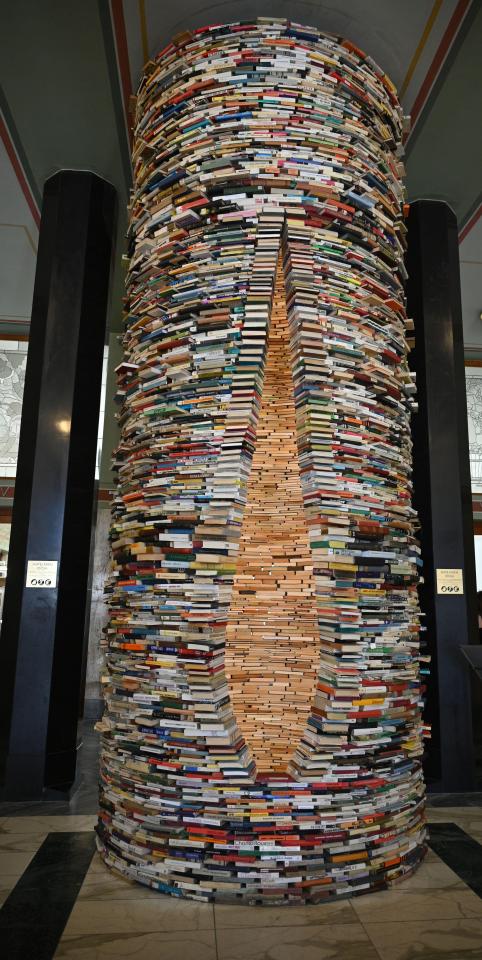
xmin=0 ymin=0 xmax=481 ymax=345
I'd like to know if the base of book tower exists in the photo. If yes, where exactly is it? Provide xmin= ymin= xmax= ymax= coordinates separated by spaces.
xmin=96 ymin=793 xmax=426 ymax=904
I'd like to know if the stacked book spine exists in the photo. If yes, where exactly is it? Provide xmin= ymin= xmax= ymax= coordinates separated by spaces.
xmin=97 ymin=17 xmax=428 ymax=905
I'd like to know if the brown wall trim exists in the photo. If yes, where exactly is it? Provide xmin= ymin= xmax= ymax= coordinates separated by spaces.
xmin=0 ymin=333 xmax=29 ymax=341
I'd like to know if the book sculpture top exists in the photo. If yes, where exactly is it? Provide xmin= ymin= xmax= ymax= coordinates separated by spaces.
xmin=97 ymin=17 xmax=428 ymax=905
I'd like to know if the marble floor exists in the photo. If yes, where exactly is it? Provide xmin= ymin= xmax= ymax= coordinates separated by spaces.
xmin=2 ymin=729 xmax=482 ymax=959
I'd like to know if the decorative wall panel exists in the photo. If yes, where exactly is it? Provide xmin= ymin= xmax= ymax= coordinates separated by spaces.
xmin=98 ymin=18 xmax=427 ymax=905
xmin=0 ymin=341 xmax=28 ymax=477
xmin=466 ymin=364 xmax=482 ymax=493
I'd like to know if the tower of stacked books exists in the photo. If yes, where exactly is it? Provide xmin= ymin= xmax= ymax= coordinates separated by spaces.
xmin=97 ymin=18 xmax=428 ymax=905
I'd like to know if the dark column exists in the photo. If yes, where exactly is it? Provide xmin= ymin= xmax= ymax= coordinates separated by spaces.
xmin=0 ymin=171 xmax=116 ymax=800
xmin=406 ymin=199 xmax=477 ymax=792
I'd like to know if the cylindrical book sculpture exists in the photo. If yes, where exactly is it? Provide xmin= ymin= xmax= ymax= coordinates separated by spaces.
xmin=97 ymin=19 xmax=427 ymax=904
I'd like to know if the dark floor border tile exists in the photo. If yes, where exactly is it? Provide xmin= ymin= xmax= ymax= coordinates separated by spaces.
xmin=0 ymin=831 xmax=96 ymax=960
xmin=429 ymin=822 xmax=482 ymax=898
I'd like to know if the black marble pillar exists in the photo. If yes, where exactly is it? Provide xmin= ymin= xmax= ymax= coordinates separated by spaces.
xmin=406 ymin=199 xmax=477 ymax=792
xmin=0 ymin=171 xmax=116 ymax=799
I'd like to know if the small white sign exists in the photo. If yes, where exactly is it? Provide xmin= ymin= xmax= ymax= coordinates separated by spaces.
xmin=436 ymin=568 xmax=464 ymax=595
xmin=26 ymin=560 xmax=58 ymax=589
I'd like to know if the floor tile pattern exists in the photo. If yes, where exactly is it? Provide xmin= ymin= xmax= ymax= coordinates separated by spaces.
xmin=427 ymin=821 xmax=482 ymax=899
xmin=0 ymin=831 xmax=95 ymax=960
xmin=1 ymin=730 xmax=482 ymax=959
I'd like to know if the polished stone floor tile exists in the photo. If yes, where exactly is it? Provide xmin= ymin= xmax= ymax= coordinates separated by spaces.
xmin=215 ymin=922 xmax=380 ymax=960
xmin=352 ymin=879 xmax=482 ymax=923
xmin=464 ymin=827 xmax=482 ymax=846
xmin=84 ymin=853 xmax=113 ymax=875
xmin=0 ymin=832 xmax=96 ymax=960
xmin=407 ymin=851 xmax=480 ymax=890
xmin=0 ymin=831 xmax=48 ymax=852
xmin=427 ymin=794 xmax=482 ymax=808
xmin=78 ymin=866 xmax=163 ymax=901
xmin=2 ymin=804 xmax=482 ymax=960
xmin=350 ymin=847 xmax=482 ymax=925
xmin=214 ymin=898 xmax=358 ymax=928
xmin=0 ymin=877 xmax=20 ymax=908
xmin=427 ymin=807 xmax=482 ymax=832
xmin=0 ymin=815 xmax=97 ymax=834
xmin=364 ymin=918 xmax=482 ymax=959
xmin=54 ymin=930 xmax=217 ymax=960
xmin=63 ymin=897 xmax=215 ymax=935
xmin=433 ymin=817 xmax=482 ymax=847
xmin=429 ymin=823 xmax=482 ymax=898
xmin=0 ymin=802 xmax=70 ymax=818
xmin=0 ymin=849 xmax=36 ymax=874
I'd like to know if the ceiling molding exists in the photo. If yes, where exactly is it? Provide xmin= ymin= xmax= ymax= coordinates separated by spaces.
xmin=399 ymin=0 xmax=443 ymax=98
xmin=405 ymin=0 xmax=475 ymax=150
xmin=97 ymin=0 xmax=132 ymax=190
xmin=0 ymin=100 xmax=40 ymax=228
xmin=460 ymin=195 xmax=482 ymax=244
xmin=110 ymin=0 xmax=133 ymax=148
xmin=0 ymin=321 xmax=30 ymax=337
xmin=138 ymin=0 xmax=149 ymax=65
